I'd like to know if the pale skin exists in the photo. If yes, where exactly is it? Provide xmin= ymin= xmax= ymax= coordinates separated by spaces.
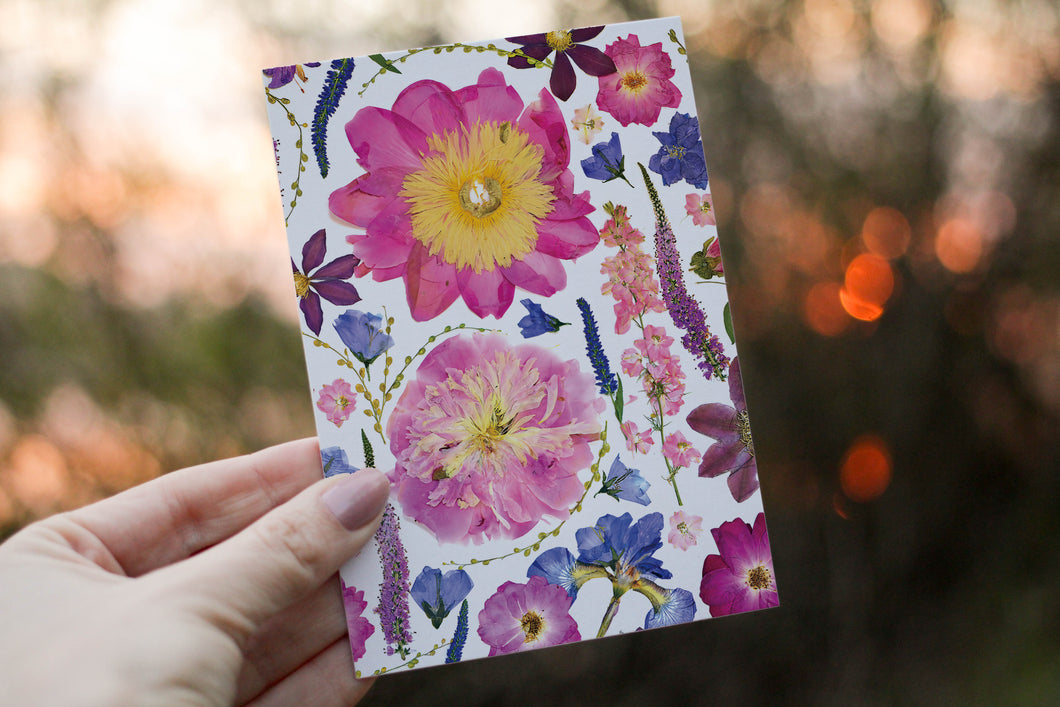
xmin=0 ymin=438 xmax=389 ymax=706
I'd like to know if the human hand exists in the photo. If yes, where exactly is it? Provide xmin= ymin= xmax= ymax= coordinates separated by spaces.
xmin=0 ymin=438 xmax=389 ymax=706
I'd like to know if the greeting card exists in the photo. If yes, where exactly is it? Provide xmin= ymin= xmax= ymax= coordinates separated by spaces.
xmin=263 ymin=16 xmax=777 ymax=676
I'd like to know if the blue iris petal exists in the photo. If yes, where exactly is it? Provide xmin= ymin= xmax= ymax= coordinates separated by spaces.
xmin=409 ymin=566 xmax=474 ymax=629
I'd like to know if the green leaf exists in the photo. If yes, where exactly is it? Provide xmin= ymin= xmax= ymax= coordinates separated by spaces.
xmin=724 ymin=303 xmax=735 ymax=344
xmin=369 ymin=54 xmax=402 ymax=74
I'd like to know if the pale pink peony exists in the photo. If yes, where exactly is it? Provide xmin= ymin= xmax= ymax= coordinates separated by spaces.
xmin=330 ymin=68 xmax=599 ymax=322
xmin=595 ymin=35 xmax=681 ymax=127
xmin=667 ymin=510 xmax=703 ymax=551
xmin=387 ymin=333 xmax=603 ymax=544
xmin=340 ymin=581 xmax=376 ymax=662
xmin=316 ymin=378 xmax=356 ymax=427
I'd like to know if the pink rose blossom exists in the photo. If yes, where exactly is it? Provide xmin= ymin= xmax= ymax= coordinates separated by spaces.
xmin=700 ymin=513 xmax=778 ymax=616
xmin=477 ymin=576 xmax=580 ymax=656
xmin=316 ymin=379 xmax=356 ymax=427
xmin=667 ymin=510 xmax=703 ymax=551
xmin=341 ymin=582 xmax=376 ymax=662
xmin=621 ymin=420 xmax=654 ymax=454
xmin=596 ymin=35 xmax=681 ymax=127
xmin=330 ymin=68 xmax=598 ymax=322
xmin=685 ymin=192 xmax=716 ymax=227
xmin=388 ymin=333 xmax=602 ymax=544
xmin=662 ymin=430 xmax=700 ymax=469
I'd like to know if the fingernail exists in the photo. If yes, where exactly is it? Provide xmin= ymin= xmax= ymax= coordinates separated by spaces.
xmin=322 ymin=469 xmax=390 ymax=530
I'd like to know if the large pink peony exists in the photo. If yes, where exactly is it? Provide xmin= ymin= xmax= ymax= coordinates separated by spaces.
xmin=387 ymin=333 xmax=603 ymax=544
xmin=330 ymin=68 xmax=599 ymax=321
xmin=595 ymin=34 xmax=681 ymax=127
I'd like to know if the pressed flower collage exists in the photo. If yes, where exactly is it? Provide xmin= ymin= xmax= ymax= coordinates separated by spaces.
xmin=264 ymin=17 xmax=778 ymax=676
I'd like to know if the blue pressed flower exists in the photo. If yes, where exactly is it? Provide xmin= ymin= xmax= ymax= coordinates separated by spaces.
xmin=262 ymin=62 xmax=322 ymax=89
xmin=576 ymin=298 xmax=618 ymax=396
xmin=596 ymin=455 xmax=651 ymax=506
xmin=312 ymin=58 xmax=354 ymax=178
xmin=333 ymin=310 xmax=395 ymax=366
xmin=444 ymin=599 xmax=469 ymax=663
xmin=643 ymin=586 xmax=697 ymax=629
xmin=527 ymin=547 xmax=579 ymax=597
xmin=409 ymin=566 xmax=474 ymax=629
xmin=320 ymin=446 xmax=357 ymax=477
xmin=648 ymin=112 xmax=708 ymax=189
xmin=294 ymin=228 xmax=361 ymax=335
xmin=517 ymin=298 xmax=569 ymax=338
xmin=580 ymin=132 xmax=632 ymax=186
xmin=575 ymin=512 xmax=671 ymax=581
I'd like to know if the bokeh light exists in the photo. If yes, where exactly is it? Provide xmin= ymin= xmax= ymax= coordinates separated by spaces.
xmin=839 ymin=434 xmax=893 ymax=503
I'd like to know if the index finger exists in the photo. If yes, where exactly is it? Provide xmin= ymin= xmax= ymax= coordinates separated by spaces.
xmin=63 ymin=438 xmax=327 ymax=576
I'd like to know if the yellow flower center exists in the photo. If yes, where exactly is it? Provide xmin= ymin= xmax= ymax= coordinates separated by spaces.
xmin=677 ymin=521 xmax=688 ymax=534
xmin=293 ymin=271 xmax=311 ymax=299
xmin=666 ymin=145 xmax=686 ymax=159
xmin=545 ymin=30 xmax=573 ymax=52
xmin=520 ymin=610 xmax=545 ymax=642
xmin=336 ymin=395 xmax=349 ymax=410
xmin=736 ymin=409 xmax=755 ymax=457
xmin=747 ymin=564 xmax=771 ymax=590
xmin=400 ymin=120 xmax=555 ymax=272
xmin=621 ymin=70 xmax=648 ymax=91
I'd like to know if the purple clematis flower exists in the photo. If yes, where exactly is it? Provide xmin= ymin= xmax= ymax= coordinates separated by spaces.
xmin=262 ymin=62 xmax=321 ymax=90
xmin=410 ymin=566 xmax=474 ymax=629
xmin=506 ymin=26 xmax=617 ymax=101
xmin=686 ymin=356 xmax=759 ymax=502
xmin=293 ymin=228 xmax=361 ymax=335
xmin=648 ymin=112 xmax=709 ymax=190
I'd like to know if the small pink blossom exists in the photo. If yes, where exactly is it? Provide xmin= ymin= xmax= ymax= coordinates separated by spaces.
xmin=571 ymin=104 xmax=605 ymax=144
xmin=596 ymin=35 xmax=681 ymax=127
xmin=341 ymin=582 xmax=376 ymax=662
xmin=621 ymin=420 xmax=654 ymax=454
xmin=316 ymin=379 xmax=356 ymax=427
xmin=685 ymin=192 xmax=716 ymax=227
xmin=662 ymin=430 xmax=700 ymax=469
xmin=667 ymin=510 xmax=703 ymax=551
xmin=621 ymin=347 xmax=644 ymax=378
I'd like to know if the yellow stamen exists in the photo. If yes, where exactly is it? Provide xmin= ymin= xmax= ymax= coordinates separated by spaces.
xmin=545 ymin=30 xmax=573 ymax=52
xmin=747 ymin=564 xmax=771 ymax=590
xmin=520 ymin=610 xmax=545 ymax=642
xmin=293 ymin=271 xmax=311 ymax=299
xmin=621 ymin=71 xmax=648 ymax=91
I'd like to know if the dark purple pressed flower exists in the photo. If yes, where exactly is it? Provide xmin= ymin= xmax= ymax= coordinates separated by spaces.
xmin=506 ymin=26 xmax=617 ymax=101
xmin=686 ymin=356 xmax=759 ymax=502
xmin=293 ymin=228 xmax=361 ymax=335
xmin=262 ymin=62 xmax=322 ymax=90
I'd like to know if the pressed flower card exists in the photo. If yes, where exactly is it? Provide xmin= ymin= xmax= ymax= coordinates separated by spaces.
xmin=263 ymin=16 xmax=778 ymax=676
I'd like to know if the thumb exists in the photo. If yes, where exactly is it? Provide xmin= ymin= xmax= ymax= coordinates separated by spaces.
xmin=161 ymin=468 xmax=390 ymax=641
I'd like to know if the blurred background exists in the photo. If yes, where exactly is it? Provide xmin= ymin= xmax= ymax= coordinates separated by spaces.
xmin=1 ymin=0 xmax=1057 ymax=703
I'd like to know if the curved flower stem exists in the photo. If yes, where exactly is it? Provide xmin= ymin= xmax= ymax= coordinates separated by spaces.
xmin=359 ymin=43 xmax=553 ymax=96
xmin=371 ymin=640 xmax=448 ymax=675
xmin=443 ymin=424 xmax=610 ymax=570
xmin=596 ymin=594 xmax=622 ymax=638
xmin=651 ymin=393 xmax=684 ymax=506
xmin=264 ymin=88 xmax=308 ymax=225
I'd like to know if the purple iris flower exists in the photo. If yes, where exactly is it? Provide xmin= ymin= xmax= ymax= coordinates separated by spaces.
xmin=410 ymin=566 xmax=474 ymax=629
xmin=596 ymin=456 xmax=651 ymax=506
xmin=262 ymin=62 xmax=321 ymax=89
xmin=320 ymin=446 xmax=357 ymax=477
xmin=517 ymin=299 xmax=569 ymax=338
xmin=333 ymin=310 xmax=395 ymax=367
xmin=648 ymin=112 xmax=709 ymax=189
xmin=293 ymin=228 xmax=361 ymax=335
xmin=580 ymin=132 xmax=632 ymax=186
xmin=506 ymin=26 xmax=617 ymax=101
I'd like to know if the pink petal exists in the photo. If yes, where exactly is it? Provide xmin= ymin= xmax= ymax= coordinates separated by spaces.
xmin=457 ymin=266 xmax=516 ymax=319
xmin=328 ymin=168 xmax=406 ymax=228
xmin=344 ymin=107 xmax=426 ymax=173
xmin=518 ymin=89 xmax=570 ymax=182
xmin=455 ymin=68 xmax=524 ymax=126
xmin=501 ymin=250 xmax=566 ymax=297
xmin=698 ymin=441 xmax=746 ymax=478
xmin=727 ymin=463 xmax=760 ymax=502
xmin=404 ymin=244 xmax=460 ymax=321
xmin=534 ymin=212 xmax=600 ymax=259
xmin=686 ymin=402 xmax=740 ymax=437
xmin=391 ymin=78 xmax=466 ymax=138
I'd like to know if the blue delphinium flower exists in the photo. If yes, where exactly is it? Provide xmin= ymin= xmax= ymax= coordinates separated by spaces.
xmin=320 ymin=446 xmax=357 ymax=477
xmin=596 ymin=455 xmax=651 ymax=506
xmin=648 ymin=112 xmax=708 ymax=189
xmin=580 ymin=132 xmax=632 ymax=186
xmin=527 ymin=511 xmax=695 ymax=637
xmin=409 ymin=566 xmax=474 ymax=629
xmin=333 ymin=310 xmax=395 ymax=366
xmin=517 ymin=299 xmax=569 ymax=338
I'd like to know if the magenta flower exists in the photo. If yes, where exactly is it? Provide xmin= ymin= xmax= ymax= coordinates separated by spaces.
xmin=340 ymin=581 xmax=376 ymax=662
xmin=506 ymin=27 xmax=617 ymax=102
xmin=329 ymin=68 xmax=599 ymax=322
xmin=685 ymin=193 xmax=716 ymax=227
xmin=477 ymin=576 xmax=580 ymax=655
xmin=292 ymin=228 xmax=361 ymax=335
xmin=316 ymin=378 xmax=356 ymax=427
xmin=686 ymin=357 xmax=759 ymax=502
xmin=595 ymin=34 xmax=681 ymax=127
xmin=699 ymin=513 xmax=778 ymax=617
xmin=667 ymin=510 xmax=703 ymax=551
xmin=387 ymin=333 xmax=603 ymax=544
